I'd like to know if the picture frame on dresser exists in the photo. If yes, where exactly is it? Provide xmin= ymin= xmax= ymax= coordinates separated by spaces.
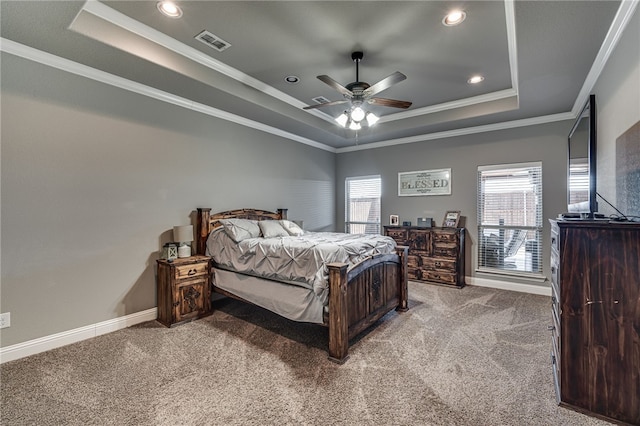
xmin=442 ymin=211 xmax=460 ymax=228
xmin=390 ymin=215 xmax=399 ymax=226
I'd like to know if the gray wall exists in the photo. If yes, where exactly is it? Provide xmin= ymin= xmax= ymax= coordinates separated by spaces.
xmin=1 ymin=54 xmax=335 ymax=347
xmin=336 ymin=121 xmax=572 ymax=286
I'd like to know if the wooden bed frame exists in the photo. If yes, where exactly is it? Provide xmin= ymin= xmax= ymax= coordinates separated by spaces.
xmin=196 ymin=207 xmax=408 ymax=363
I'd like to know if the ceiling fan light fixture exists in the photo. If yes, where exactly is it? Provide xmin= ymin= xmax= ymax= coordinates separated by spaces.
xmin=443 ymin=10 xmax=466 ymax=26
xmin=350 ymin=107 xmax=365 ymax=122
xmin=335 ymin=112 xmax=349 ymax=127
xmin=366 ymin=112 xmax=379 ymax=126
xmin=157 ymin=1 xmax=183 ymax=18
xmin=349 ymin=120 xmax=361 ymax=131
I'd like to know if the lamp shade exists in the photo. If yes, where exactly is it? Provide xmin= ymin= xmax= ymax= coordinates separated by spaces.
xmin=173 ymin=225 xmax=193 ymax=243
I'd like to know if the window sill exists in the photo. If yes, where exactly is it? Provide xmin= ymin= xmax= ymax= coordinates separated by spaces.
xmin=475 ymin=268 xmax=547 ymax=283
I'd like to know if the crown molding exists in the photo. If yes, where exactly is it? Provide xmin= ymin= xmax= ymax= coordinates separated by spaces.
xmin=336 ymin=112 xmax=574 ymax=153
xmin=571 ymin=0 xmax=638 ymax=115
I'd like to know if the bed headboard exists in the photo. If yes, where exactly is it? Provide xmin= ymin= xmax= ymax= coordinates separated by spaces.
xmin=195 ymin=208 xmax=288 ymax=255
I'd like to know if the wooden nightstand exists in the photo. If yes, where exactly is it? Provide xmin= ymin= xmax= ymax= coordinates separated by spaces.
xmin=156 ymin=255 xmax=212 ymax=327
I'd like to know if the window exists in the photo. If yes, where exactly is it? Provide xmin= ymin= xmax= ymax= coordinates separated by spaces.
xmin=345 ymin=176 xmax=381 ymax=234
xmin=477 ymin=162 xmax=542 ymax=274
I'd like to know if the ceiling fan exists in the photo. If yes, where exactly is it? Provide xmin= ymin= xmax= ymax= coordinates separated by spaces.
xmin=304 ymin=51 xmax=412 ymax=129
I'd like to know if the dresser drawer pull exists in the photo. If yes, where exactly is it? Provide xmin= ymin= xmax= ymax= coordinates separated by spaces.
xmin=188 ymin=269 xmax=197 ymax=276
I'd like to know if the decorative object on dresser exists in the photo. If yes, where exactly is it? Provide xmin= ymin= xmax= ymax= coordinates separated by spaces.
xmin=384 ymin=225 xmax=465 ymax=288
xmin=173 ymin=225 xmax=194 ymax=258
xmin=390 ymin=215 xmax=399 ymax=226
xmin=549 ymin=219 xmax=640 ymax=425
xmin=417 ymin=217 xmax=432 ymax=228
xmin=442 ymin=210 xmax=461 ymax=228
xmin=196 ymin=207 xmax=408 ymax=363
xmin=156 ymin=255 xmax=212 ymax=327
xmin=161 ymin=242 xmax=178 ymax=260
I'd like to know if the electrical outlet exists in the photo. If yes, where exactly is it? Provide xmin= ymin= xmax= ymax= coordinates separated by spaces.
xmin=0 ymin=312 xmax=10 ymax=329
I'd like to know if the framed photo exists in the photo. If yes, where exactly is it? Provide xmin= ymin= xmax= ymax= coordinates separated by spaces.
xmin=398 ymin=168 xmax=451 ymax=196
xmin=390 ymin=215 xmax=399 ymax=226
xmin=442 ymin=211 xmax=461 ymax=228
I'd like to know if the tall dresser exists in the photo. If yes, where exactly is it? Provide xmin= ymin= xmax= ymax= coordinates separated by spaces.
xmin=549 ymin=219 xmax=640 ymax=425
xmin=384 ymin=226 xmax=465 ymax=288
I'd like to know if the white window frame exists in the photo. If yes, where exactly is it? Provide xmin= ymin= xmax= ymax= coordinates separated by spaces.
xmin=345 ymin=175 xmax=381 ymax=234
xmin=477 ymin=162 xmax=544 ymax=277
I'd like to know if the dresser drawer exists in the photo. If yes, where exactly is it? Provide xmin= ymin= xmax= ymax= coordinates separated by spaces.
xmin=407 ymin=267 xmax=422 ymax=280
xmin=407 ymin=255 xmax=421 ymax=268
xmin=421 ymin=257 xmax=456 ymax=272
xmin=432 ymin=230 xmax=459 ymax=243
xmin=422 ymin=270 xmax=457 ymax=285
xmin=175 ymin=261 xmax=209 ymax=280
xmin=385 ymin=227 xmax=408 ymax=244
xmin=432 ymin=243 xmax=458 ymax=258
xmin=550 ymin=223 xmax=560 ymax=254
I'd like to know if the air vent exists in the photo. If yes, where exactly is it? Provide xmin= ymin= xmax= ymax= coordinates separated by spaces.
xmin=312 ymin=96 xmax=331 ymax=104
xmin=194 ymin=30 xmax=231 ymax=52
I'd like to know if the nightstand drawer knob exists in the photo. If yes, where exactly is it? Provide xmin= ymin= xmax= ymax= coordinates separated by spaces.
xmin=188 ymin=269 xmax=197 ymax=276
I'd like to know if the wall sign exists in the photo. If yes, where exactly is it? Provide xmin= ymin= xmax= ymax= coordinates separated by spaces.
xmin=398 ymin=168 xmax=451 ymax=196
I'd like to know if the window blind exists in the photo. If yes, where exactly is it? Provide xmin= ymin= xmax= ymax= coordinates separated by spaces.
xmin=477 ymin=162 xmax=543 ymax=274
xmin=345 ymin=176 xmax=381 ymax=234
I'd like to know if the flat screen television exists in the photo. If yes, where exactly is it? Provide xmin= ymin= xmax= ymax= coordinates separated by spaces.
xmin=567 ymin=94 xmax=597 ymax=217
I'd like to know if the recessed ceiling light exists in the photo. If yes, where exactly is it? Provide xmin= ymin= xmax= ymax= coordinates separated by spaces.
xmin=157 ymin=1 xmax=182 ymax=18
xmin=284 ymin=75 xmax=300 ymax=84
xmin=468 ymin=75 xmax=485 ymax=84
xmin=443 ymin=10 xmax=466 ymax=26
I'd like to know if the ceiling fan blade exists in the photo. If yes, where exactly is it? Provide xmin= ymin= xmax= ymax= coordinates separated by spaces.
xmin=303 ymin=99 xmax=349 ymax=110
xmin=317 ymin=75 xmax=353 ymax=98
xmin=363 ymin=72 xmax=407 ymax=97
xmin=368 ymin=97 xmax=412 ymax=109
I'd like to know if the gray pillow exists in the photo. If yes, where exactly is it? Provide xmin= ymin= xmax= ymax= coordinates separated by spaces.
xmin=219 ymin=218 xmax=261 ymax=242
xmin=258 ymin=220 xmax=289 ymax=238
xmin=280 ymin=220 xmax=304 ymax=236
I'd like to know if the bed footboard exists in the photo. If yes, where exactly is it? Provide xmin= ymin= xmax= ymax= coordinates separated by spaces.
xmin=326 ymin=246 xmax=408 ymax=363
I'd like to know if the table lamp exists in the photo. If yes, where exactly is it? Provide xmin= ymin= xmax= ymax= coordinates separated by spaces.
xmin=173 ymin=225 xmax=193 ymax=258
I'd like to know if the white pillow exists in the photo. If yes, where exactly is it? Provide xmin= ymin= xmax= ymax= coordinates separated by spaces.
xmin=218 ymin=218 xmax=261 ymax=242
xmin=258 ymin=220 xmax=289 ymax=238
xmin=280 ymin=220 xmax=304 ymax=236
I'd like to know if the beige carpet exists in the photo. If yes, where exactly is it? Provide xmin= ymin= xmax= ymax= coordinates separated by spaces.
xmin=1 ymin=282 xmax=608 ymax=425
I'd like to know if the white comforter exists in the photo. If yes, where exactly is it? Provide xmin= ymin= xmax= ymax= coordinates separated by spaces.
xmin=206 ymin=229 xmax=396 ymax=305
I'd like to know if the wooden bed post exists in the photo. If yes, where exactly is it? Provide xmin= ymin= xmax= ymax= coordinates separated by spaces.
xmin=327 ymin=262 xmax=349 ymax=364
xmin=196 ymin=208 xmax=211 ymax=256
xmin=396 ymin=246 xmax=409 ymax=312
xmin=277 ymin=208 xmax=288 ymax=220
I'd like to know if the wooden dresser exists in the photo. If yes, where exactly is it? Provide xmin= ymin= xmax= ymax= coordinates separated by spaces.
xmin=549 ymin=219 xmax=640 ymax=425
xmin=384 ymin=226 xmax=465 ymax=288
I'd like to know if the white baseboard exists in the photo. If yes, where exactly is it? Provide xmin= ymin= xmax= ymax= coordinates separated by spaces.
xmin=466 ymin=276 xmax=551 ymax=296
xmin=0 ymin=308 xmax=158 ymax=364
